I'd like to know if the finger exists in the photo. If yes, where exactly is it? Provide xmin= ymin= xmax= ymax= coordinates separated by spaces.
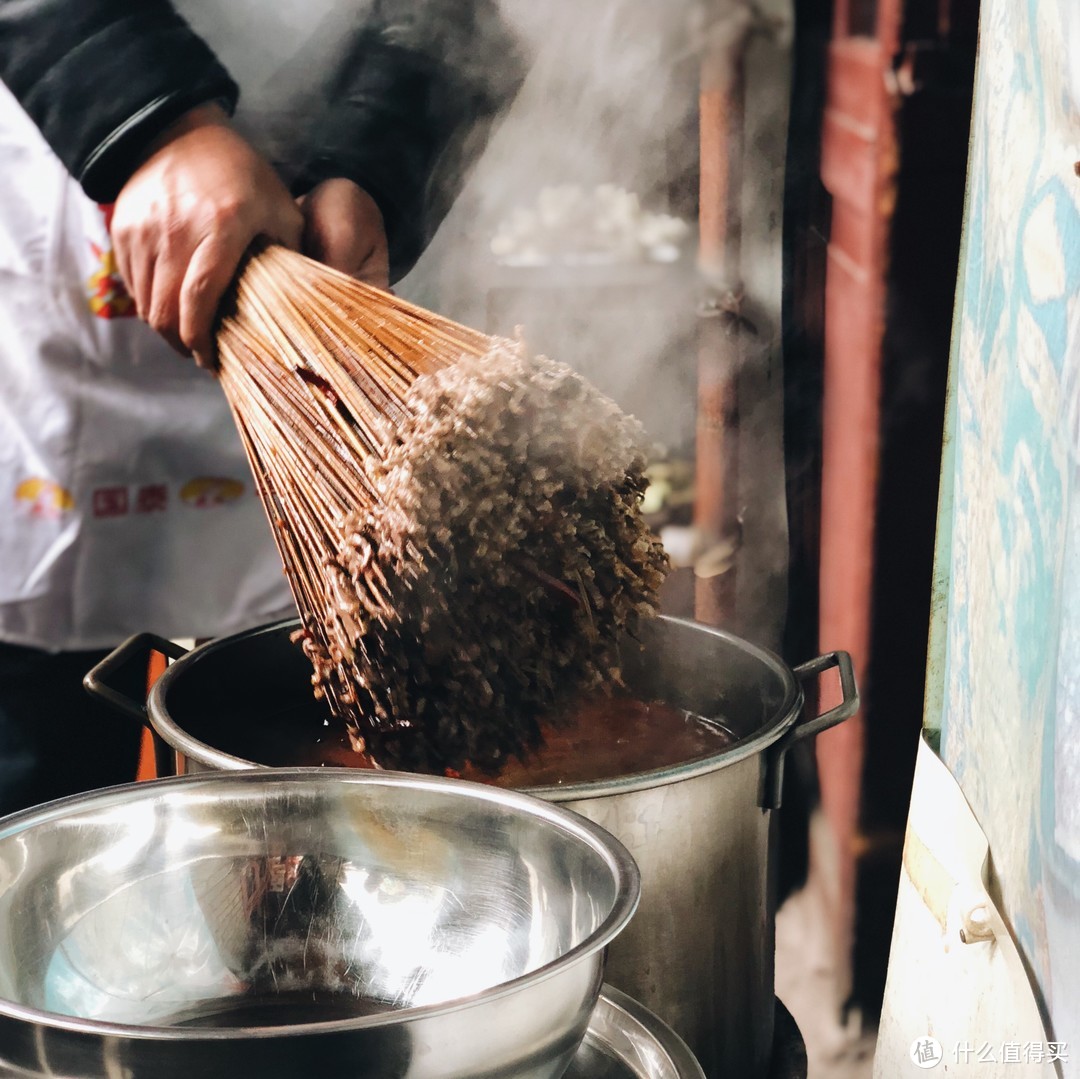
xmin=300 ymin=206 xmax=329 ymax=266
xmin=122 ymin=245 xmax=154 ymax=321
xmin=267 ymin=199 xmax=304 ymax=253
xmin=112 ymin=232 xmax=135 ymax=302
xmin=299 ymin=179 xmax=384 ymax=276
xmin=179 ymin=229 xmax=251 ymax=366
xmin=144 ymin=246 xmax=188 ymax=355
xmin=302 ymin=204 xmax=389 ymax=285
xmin=297 ymin=182 xmax=332 ymax=263
xmin=111 ymin=222 xmax=150 ymax=317
xmin=301 ymin=216 xmax=351 ymax=273
xmin=354 ymin=246 xmax=391 ymax=290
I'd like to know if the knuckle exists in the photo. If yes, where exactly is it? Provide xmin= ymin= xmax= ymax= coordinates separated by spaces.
xmin=146 ymin=306 xmax=169 ymax=334
xmin=111 ymin=219 xmax=138 ymax=255
xmin=110 ymin=214 xmax=133 ymax=243
xmin=183 ymin=270 xmax=214 ymax=301
xmin=208 ymin=196 xmax=246 ymax=232
xmin=145 ymin=295 xmax=175 ymax=335
xmin=158 ymin=211 xmax=185 ymax=245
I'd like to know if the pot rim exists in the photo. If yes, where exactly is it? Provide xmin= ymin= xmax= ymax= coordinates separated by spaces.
xmin=0 ymin=768 xmax=639 ymax=1041
xmin=146 ymin=615 xmax=804 ymax=801
xmin=532 ymin=616 xmax=804 ymax=800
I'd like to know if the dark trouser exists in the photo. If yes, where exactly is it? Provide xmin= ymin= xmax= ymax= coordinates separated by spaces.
xmin=0 ymin=642 xmax=142 ymax=818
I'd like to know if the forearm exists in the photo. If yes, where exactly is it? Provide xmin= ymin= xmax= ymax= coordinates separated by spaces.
xmin=0 ymin=0 xmax=237 ymax=202
xmin=295 ymin=0 xmax=527 ymax=282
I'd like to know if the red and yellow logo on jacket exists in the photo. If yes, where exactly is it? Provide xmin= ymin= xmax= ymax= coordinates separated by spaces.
xmin=14 ymin=477 xmax=75 ymax=519
xmin=87 ymin=241 xmax=135 ymax=319
xmin=180 ymin=477 xmax=245 ymax=507
xmin=88 ymin=204 xmax=135 ymax=319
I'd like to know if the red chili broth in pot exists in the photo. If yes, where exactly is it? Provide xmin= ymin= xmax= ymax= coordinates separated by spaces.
xmin=248 ymin=695 xmax=736 ymax=788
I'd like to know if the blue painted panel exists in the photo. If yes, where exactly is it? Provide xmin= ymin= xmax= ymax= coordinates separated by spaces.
xmin=928 ymin=0 xmax=1080 ymax=1052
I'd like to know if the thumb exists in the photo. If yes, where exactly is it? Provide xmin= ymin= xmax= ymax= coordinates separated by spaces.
xmin=301 ymin=209 xmax=360 ymax=273
xmin=268 ymin=200 xmax=305 ymax=253
xmin=299 ymin=179 xmax=387 ymax=279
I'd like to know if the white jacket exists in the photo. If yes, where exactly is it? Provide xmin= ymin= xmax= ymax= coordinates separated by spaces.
xmin=0 ymin=0 xmax=357 ymax=649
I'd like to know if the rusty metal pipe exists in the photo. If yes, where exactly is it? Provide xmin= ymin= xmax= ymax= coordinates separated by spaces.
xmin=693 ymin=10 xmax=754 ymax=628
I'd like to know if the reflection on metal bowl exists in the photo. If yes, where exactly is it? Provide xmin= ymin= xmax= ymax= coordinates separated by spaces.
xmin=0 ymin=769 xmax=639 ymax=1078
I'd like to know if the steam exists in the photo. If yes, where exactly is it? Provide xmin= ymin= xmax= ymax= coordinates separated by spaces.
xmin=400 ymin=0 xmax=792 ymax=647
xmin=400 ymin=0 xmax=706 ymax=451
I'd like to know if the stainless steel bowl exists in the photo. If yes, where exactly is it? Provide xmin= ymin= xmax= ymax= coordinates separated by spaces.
xmin=0 ymin=769 xmax=639 ymax=1078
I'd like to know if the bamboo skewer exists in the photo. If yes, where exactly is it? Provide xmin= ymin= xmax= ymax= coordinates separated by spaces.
xmin=215 ymin=242 xmax=669 ymax=774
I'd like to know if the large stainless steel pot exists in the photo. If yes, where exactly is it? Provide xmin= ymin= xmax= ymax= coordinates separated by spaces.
xmin=0 ymin=769 xmax=639 ymax=1079
xmin=87 ymin=615 xmax=857 ymax=1077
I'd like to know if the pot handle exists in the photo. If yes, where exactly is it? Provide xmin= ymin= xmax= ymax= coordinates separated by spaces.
xmin=83 ymin=633 xmax=190 ymax=728
xmin=761 ymin=650 xmax=859 ymax=810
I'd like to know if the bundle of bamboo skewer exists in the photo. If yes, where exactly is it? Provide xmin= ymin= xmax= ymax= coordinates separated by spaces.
xmin=216 ymin=242 xmax=669 ymax=775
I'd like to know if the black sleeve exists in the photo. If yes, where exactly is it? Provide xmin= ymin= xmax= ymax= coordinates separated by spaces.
xmin=0 ymin=0 xmax=237 ymax=203
xmin=294 ymin=0 xmax=528 ymax=283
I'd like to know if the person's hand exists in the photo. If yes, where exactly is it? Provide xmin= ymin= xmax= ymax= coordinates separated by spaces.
xmin=110 ymin=103 xmax=304 ymax=366
xmin=299 ymin=178 xmax=390 ymax=289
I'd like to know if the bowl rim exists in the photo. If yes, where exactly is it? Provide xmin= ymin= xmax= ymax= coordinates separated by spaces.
xmin=0 ymin=768 xmax=640 ymax=1041
xmin=587 ymin=985 xmax=707 ymax=1079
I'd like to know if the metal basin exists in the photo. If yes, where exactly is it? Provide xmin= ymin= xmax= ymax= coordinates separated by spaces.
xmin=0 ymin=769 xmax=639 ymax=1078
